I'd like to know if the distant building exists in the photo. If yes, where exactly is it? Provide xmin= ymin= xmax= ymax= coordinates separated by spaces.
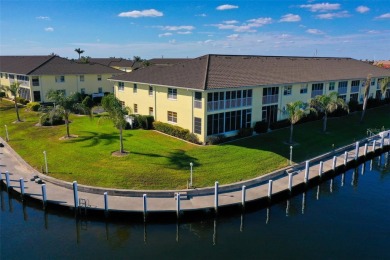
xmin=110 ymin=54 xmax=390 ymax=143
xmin=373 ymin=60 xmax=390 ymax=69
xmin=0 ymin=55 xmax=123 ymax=102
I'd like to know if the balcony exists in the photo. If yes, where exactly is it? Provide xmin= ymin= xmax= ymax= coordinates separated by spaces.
xmin=207 ymin=97 xmax=252 ymax=112
xmin=262 ymin=94 xmax=278 ymax=105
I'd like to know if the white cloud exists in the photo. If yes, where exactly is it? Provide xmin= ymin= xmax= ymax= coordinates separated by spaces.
xmin=44 ymin=27 xmax=54 ymax=32
xmin=316 ymin=11 xmax=350 ymax=19
xmin=216 ymin=4 xmax=239 ymax=11
xmin=177 ymin=31 xmax=192 ymax=35
xmin=159 ymin=33 xmax=173 ymax=37
xmin=247 ymin=17 xmax=273 ymax=27
xmin=356 ymin=6 xmax=370 ymax=14
xmin=306 ymin=29 xmax=325 ymax=35
xmin=36 ymin=16 xmax=50 ymax=20
xmin=118 ymin=9 xmax=163 ymax=18
xmin=375 ymin=13 xmax=390 ymax=19
xmin=169 ymin=39 xmax=176 ymax=44
xmin=196 ymin=13 xmax=207 ymax=17
xmin=300 ymin=3 xmax=340 ymax=12
xmin=161 ymin=25 xmax=195 ymax=31
xmin=224 ymin=20 xmax=239 ymax=24
xmin=279 ymin=14 xmax=301 ymax=22
xmin=204 ymin=40 xmax=213 ymax=43
xmin=227 ymin=34 xmax=240 ymax=40
xmin=212 ymin=17 xmax=272 ymax=33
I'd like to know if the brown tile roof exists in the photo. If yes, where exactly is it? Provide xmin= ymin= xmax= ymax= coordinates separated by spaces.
xmin=89 ymin=58 xmax=135 ymax=68
xmin=148 ymin=58 xmax=192 ymax=66
xmin=0 ymin=55 xmax=55 ymax=74
xmin=111 ymin=54 xmax=390 ymax=90
xmin=0 ymin=56 xmax=124 ymax=75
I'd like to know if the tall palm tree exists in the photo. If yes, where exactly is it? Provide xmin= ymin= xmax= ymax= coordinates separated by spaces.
xmin=133 ymin=56 xmax=142 ymax=62
xmin=1 ymin=81 xmax=22 ymax=122
xmin=379 ymin=77 xmax=390 ymax=98
xmin=101 ymin=94 xmax=132 ymax=154
xmin=45 ymin=89 xmax=88 ymax=138
xmin=74 ymin=48 xmax=85 ymax=59
xmin=285 ymin=100 xmax=309 ymax=144
xmin=310 ymin=92 xmax=348 ymax=132
xmin=360 ymin=74 xmax=372 ymax=123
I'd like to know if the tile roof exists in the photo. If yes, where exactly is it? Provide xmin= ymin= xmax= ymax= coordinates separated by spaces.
xmin=89 ymin=58 xmax=135 ymax=68
xmin=0 ymin=55 xmax=124 ymax=75
xmin=111 ymin=54 xmax=390 ymax=90
xmin=148 ymin=58 xmax=192 ymax=66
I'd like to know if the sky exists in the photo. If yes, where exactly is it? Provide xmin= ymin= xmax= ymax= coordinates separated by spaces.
xmin=1 ymin=0 xmax=389 ymax=60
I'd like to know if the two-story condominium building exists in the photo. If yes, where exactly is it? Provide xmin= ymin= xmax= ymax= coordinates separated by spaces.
xmin=0 ymin=55 xmax=123 ymax=102
xmin=110 ymin=54 xmax=390 ymax=144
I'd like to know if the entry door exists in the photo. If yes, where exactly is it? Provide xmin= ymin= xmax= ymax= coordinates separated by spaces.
xmin=33 ymin=91 xmax=41 ymax=102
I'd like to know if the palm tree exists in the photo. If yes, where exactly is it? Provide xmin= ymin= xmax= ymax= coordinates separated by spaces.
xmin=45 ymin=90 xmax=88 ymax=138
xmin=74 ymin=48 xmax=85 ymax=59
xmin=379 ymin=77 xmax=390 ymax=98
xmin=1 ymin=81 xmax=22 ymax=122
xmin=360 ymin=74 xmax=372 ymax=123
xmin=101 ymin=94 xmax=132 ymax=154
xmin=310 ymin=92 xmax=348 ymax=132
xmin=133 ymin=56 xmax=142 ymax=62
xmin=285 ymin=100 xmax=309 ymax=144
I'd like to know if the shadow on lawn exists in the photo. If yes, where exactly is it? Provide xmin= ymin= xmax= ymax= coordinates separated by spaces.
xmin=167 ymin=149 xmax=200 ymax=170
xmin=65 ymin=131 xmax=129 ymax=147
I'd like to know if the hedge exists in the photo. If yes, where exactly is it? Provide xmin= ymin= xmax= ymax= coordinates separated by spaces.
xmin=26 ymin=102 xmax=41 ymax=111
xmin=153 ymin=121 xmax=200 ymax=144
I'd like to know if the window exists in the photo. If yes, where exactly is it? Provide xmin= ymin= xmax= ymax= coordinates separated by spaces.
xmin=311 ymin=83 xmax=324 ymax=98
xmin=118 ymin=82 xmax=124 ymax=91
xmin=133 ymin=84 xmax=137 ymax=93
xmin=9 ymin=74 xmax=15 ymax=79
xmin=168 ymin=111 xmax=177 ymax=123
xmin=194 ymin=92 xmax=202 ymax=109
xmin=98 ymin=87 xmax=103 ymax=93
xmin=149 ymin=107 xmax=154 ymax=116
xmin=371 ymin=79 xmax=376 ymax=86
xmin=97 ymin=75 xmax=102 ymax=81
xmin=80 ymin=88 xmax=85 ymax=95
xmin=149 ymin=86 xmax=153 ymax=96
xmin=351 ymin=80 xmax=360 ymax=87
xmin=329 ymin=82 xmax=335 ymax=91
xmin=55 ymin=75 xmax=65 ymax=83
xmin=300 ymin=84 xmax=308 ymax=94
xmin=58 ymin=89 xmax=66 ymax=96
xmin=17 ymin=75 xmax=29 ymax=81
xmin=134 ymin=104 xmax=138 ymax=113
xmin=32 ymin=77 xmax=40 ymax=86
xmin=350 ymin=93 xmax=358 ymax=101
xmin=338 ymin=81 xmax=348 ymax=94
xmin=168 ymin=88 xmax=177 ymax=100
xmin=283 ymin=85 xmax=292 ymax=95
xmin=338 ymin=94 xmax=346 ymax=101
xmin=194 ymin=117 xmax=202 ymax=134
xmin=80 ymin=75 xmax=84 ymax=82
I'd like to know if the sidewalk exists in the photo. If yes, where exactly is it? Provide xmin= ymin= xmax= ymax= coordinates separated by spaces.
xmin=1 ymin=132 xmax=389 ymax=217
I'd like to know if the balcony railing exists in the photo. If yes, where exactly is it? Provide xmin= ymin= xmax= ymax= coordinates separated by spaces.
xmin=311 ymin=90 xmax=324 ymax=98
xmin=262 ymin=94 xmax=278 ymax=104
xmin=207 ymin=97 xmax=252 ymax=112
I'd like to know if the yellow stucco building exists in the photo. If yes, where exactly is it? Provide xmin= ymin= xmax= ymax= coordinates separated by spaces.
xmin=111 ymin=54 xmax=390 ymax=144
xmin=0 ymin=55 xmax=123 ymax=102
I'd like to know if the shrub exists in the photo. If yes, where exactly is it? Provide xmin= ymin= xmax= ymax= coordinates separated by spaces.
xmin=207 ymin=134 xmax=226 ymax=145
xmin=82 ymin=96 xmax=94 ymax=109
xmin=270 ymin=119 xmax=290 ymax=130
xmin=254 ymin=121 xmax=268 ymax=133
xmin=132 ymin=115 xmax=154 ymax=130
xmin=16 ymin=97 xmax=29 ymax=105
xmin=40 ymin=114 xmax=64 ymax=126
xmin=92 ymin=96 xmax=103 ymax=105
xmin=238 ymin=127 xmax=254 ymax=137
xmin=153 ymin=121 xmax=200 ymax=144
xmin=348 ymin=99 xmax=360 ymax=113
xmin=26 ymin=102 xmax=41 ymax=111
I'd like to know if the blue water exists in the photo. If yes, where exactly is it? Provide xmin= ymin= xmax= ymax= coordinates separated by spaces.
xmin=1 ymin=154 xmax=389 ymax=259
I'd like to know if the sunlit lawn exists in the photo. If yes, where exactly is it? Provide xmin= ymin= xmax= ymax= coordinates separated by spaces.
xmin=0 ymin=99 xmax=389 ymax=189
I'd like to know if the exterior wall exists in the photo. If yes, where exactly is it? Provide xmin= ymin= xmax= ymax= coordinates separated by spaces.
xmin=113 ymin=76 xmax=388 ymax=144
xmin=0 ymin=72 xmax=117 ymax=102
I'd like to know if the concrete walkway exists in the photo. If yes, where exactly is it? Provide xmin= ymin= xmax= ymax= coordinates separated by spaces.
xmin=1 ymin=132 xmax=389 ymax=217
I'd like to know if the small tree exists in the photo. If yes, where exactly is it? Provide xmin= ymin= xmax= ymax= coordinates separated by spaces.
xmin=310 ymin=92 xmax=348 ymax=132
xmin=1 ymin=81 xmax=22 ymax=122
xmin=360 ymin=74 xmax=372 ymax=123
xmin=74 ymin=48 xmax=85 ymax=59
xmin=101 ymin=94 xmax=132 ymax=154
xmin=285 ymin=101 xmax=309 ymax=144
xmin=45 ymin=90 xmax=89 ymax=138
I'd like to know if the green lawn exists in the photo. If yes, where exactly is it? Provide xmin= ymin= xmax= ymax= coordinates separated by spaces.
xmin=0 ymin=99 xmax=389 ymax=189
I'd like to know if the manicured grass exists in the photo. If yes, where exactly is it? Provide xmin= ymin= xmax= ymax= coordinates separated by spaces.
xmin=0 ymin=99 xmax=389 ymax=189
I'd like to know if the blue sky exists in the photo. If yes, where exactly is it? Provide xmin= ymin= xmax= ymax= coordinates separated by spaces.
xmin=1 ymin=0 xmax=389 ymax=60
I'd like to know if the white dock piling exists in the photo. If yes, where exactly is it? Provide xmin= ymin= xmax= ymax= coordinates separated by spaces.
xmin=241 ymin=185 xmax=246 ymax=207
xmin=214 ymin=181 xmax=219 ymax=213
xmin=288 ymin=173 xmax=293 ymax=191
xmin=176 ymin=193 xmax=180 ymax=217
xmin=5 ymin=171 xmax=10 ymax=189
xmin=355 ymin=142 xmax=359 ymax=160
xmin=332 ymin=156 xmax=337 ymax=171
xmin=372 ymin=140 xmax=376 ymax=152
xmin=72 ymin=181 xmax=79 ymax=209
xmin=304 ymin=161 xmax=310 ymax=183
xmin=19 ymin=178 xmax=25 ymax=196
xmin=268 ymin=180 xmax=273 ymax=199
xmin=344 ymin=151 xmax=348 ymax=165
xmin=41 ymin=184 xmax=47 ymax=207
xmin=143 ymin=194 xmax=147 ymax=220
xmin=104 ymin=192 xmax=108 ymax=214
xmin=364 ymin=144 xmax=368 ymax=156
xmin=318 ymin=161 xmax=323 ymax=177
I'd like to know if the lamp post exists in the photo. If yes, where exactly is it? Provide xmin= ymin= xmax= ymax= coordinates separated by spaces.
xmin=43 ymin=151 xmax=48 ymax=174
xmin=189 ymin=162 xmax=193 ymax=187
xmin=289 ymin=146 xmax=293 ymax=165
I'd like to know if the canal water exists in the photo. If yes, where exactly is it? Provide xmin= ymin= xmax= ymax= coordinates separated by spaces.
xmin=1 ymin=154 xmax=389 ymax=259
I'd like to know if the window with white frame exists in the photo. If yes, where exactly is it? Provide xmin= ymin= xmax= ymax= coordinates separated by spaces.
xmin=371 ymin=79 xmax=376 ymax=86
xmin=149 ymin=107 xmax=154 ymax=116
xmin=80 ymin=75 xmax=85 ymax=82
xmin=300 ymin=84 xmax=308 ymax=94
xmin=168 ymin=111 xmax=177 ymax=123
xmin=194 ymin=117 xmax=202 ymax=134
xmin=133 ymin=84 xmax=137 ymax=93
xmin=80 ymin=88 xmax=85 ymax=95
xmin=55 ymin=75 xmax=65 ymax=83
xmin=329 ymin=82 xmax=335 ymax=91
xmin=118 ymin=82 xmax=124 ymax=91
xmin=351 ymin=80 xmax=360 ymax=87
xmin=134 ymin=104 xmax=138 ymax=113
xmin=97 ymin=75 xmax=102 ymax=81
xmin=283 ymin=85 xmax=292 ymax=95
xmin=149 ymin=86 xmax=153 ymax=96
xmin=194 ymin=92 xmax=202 ymax=108
xmin=32 ymin=77 xmax=40 ymax=86
xmin=168 ymin=88 xmax=177 ymax=100
xmin=98 ymin=87 xmax=103 ymax=93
